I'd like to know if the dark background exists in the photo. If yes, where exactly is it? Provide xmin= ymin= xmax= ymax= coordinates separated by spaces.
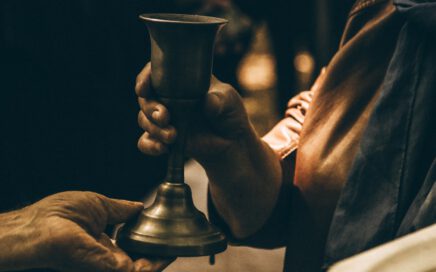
xmin=0 ymin=0 xmax=353 ymax=211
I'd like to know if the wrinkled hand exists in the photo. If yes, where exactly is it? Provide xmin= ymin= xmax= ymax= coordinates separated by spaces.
xmin=22 ymin=191 xmax=173 ymax=272
xmin=136 ymin=63 xmax=253 ymax=162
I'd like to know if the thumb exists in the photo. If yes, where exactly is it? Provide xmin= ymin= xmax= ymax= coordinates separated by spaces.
xmin=99 ymin=195 xmax=144 ymax=225
xmin=204 ymin=84 xmax=249 ymax=136
xmin=206 ymin=76 xmax=238 ymax=120
xmin=204 ymin=90 xmax=226 ymax=120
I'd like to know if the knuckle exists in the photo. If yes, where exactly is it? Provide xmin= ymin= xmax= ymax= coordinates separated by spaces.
xmin=137 ymin=134 xmax=148 ymax=147
xmin=137 ymin=111 xmax=146 ymax=128
xmin=134 ymin=79 xmax=144 ymax=96
xmin=137 ymin=135 xmax=154 ymax=155
xmin=137 ymin=139 xmax=148 ymax=154
xmin=144 ymin=103 xmax=158 ymax=118
xmin=82 ymin=191 xmax=100 ymax=202
xmin=147 ymin=123 xmax=158 ymax=136
xmin=137 ymin=111 xmax=142 ymax=124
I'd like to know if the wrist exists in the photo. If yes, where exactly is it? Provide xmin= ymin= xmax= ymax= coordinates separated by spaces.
xmin=202 ymin=124 xmax=284 ymax=237
xmin=198 ymin=123 xmax=259 ymax=177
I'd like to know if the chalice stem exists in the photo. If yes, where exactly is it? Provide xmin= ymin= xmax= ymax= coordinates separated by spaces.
xmin=166 ymin=120 xmax=188 ymax=183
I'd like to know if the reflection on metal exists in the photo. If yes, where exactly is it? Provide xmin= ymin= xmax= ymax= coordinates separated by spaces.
xmin=329 ymin=224 xmax=436 ymax=272
xmin=116 ymin=13 xmax=227 ymax=257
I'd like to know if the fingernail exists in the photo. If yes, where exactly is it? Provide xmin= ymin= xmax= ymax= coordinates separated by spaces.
xmin=152 ymin=111 xmax=160 ymax=122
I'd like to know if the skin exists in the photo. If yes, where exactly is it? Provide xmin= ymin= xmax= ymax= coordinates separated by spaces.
xmin=135 ymin=63 xmax=313 ymax=239
xmin=0 ymin=191 xmax=173 ymax=272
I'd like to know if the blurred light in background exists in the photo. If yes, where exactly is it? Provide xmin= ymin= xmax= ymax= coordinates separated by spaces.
xmin=294 ymin=51 xmax=315 ymax=90
xmin=294 ymin=51 xmax=315 ymax=74
xmin=235 ymin=24 xmax=280 ymax=135
xmin=237 ymin=53 xmax=277 ymax=92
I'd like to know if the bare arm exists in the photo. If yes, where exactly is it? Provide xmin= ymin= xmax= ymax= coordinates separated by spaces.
xmin=201 ymin=125 xmax=283 ymax=238
xmin=135 ymin=64 xmax=312 ymax=239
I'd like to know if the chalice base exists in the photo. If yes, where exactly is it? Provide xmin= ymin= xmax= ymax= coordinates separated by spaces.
xmin=116 ymin=182 xmax=227 ymax=257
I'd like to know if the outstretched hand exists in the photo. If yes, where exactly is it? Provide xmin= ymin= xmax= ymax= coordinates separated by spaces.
xmin=0 ymin=191 xmax=173 ymax=272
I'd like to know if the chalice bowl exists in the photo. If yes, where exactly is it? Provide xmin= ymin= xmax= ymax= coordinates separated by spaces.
xmin=116 ymin=14 xmax=228 ymax=258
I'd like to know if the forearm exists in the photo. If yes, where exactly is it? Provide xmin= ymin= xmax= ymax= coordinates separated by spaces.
xmin=0 ymin=208 xmax=45 ymax=271
xmin=200 ymin=125 xmax=283 ymax=239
